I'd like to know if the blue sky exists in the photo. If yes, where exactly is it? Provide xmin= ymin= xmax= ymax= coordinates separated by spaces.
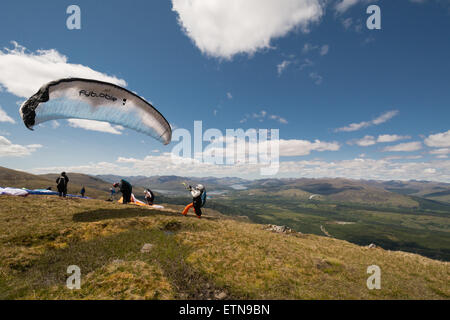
xmin=0 ymin=0 xmax=449 ymax=181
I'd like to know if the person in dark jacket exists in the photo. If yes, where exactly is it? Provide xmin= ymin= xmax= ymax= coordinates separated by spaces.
xmin=56 ymin=172 xmax=69 ymax=198
xmin=80 ymin=186 xmax=86 ymax=198
xmin=113 ymin=179 xmax=132 ymax=204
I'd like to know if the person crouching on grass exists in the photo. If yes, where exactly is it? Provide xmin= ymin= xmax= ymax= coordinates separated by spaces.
xmin=113 ymin=179 xmax=132 ymax=204
xmin=144 ymin=188 xmax=155 ymax=205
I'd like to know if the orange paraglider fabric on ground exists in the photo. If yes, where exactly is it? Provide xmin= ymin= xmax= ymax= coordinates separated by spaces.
xmin=118 ymin=194 xmax=164 ymax=209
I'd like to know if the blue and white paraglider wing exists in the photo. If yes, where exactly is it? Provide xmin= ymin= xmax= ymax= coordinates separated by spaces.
xmin=19 ymin=78 xmax=172 ymax=145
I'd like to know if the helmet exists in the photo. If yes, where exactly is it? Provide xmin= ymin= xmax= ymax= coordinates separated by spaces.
xmin=113 ymin=183 xmax=119 ymax=188
xmin=196 ymin=184 xmax=205 ymax=191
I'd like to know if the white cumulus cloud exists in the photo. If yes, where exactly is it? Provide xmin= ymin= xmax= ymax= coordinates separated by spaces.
xmin=335 ymin=110 xmax=399 ymax=132
xmin=67 ymin=119 xmax=125 ymax=135
xmin=0 ymin=136 xmax=42 ymax=157
xmin=0 ymin=42 xmax=127 ymax=98
xmin=172 ymin=0 xmax=324 ymax=59
xmin=425 ymin=130 xmax=450 ymax=148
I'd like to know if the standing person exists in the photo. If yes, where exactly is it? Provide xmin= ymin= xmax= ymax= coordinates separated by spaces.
xmin=56 ymin=172 xmax=69 ymax=198
xmin=144 ymin=188 xmax=155 ymax=205
xmin=182 ymin=184 xmax=206 ymax=218
xmin=113 ymin=179 xmax=132 ymax=204
xmin=80 ymin=186 xmax=86 ymax=198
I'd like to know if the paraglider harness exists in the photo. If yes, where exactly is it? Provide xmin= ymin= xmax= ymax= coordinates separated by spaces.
xmin=192 ymin=189 xmax=206 ymax=208
xmin=57 ymin=176 xmax=66 ymax=188
xmin=200 ymin=189 xmax=207 ymax=207
xmin=183 ymin=183 xmax=206 ymax=217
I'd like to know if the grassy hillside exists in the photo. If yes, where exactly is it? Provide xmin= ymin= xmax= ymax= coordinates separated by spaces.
xmin=0 ymin=167 xmax=109 ymax=199
xmin=0 ymin=195 xmax=448 ymax=300
xmin=40 ymin=173 xmax=112 ymax=197
xmin=0 ymin=166 xmax=55 ymax=190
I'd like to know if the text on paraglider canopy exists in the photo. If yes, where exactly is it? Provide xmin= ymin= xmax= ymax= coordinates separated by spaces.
xmin=79 ymin=90 xmax=118 ymax=102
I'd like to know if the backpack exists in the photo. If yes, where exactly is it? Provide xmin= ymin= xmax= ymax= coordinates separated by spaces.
xmin=57 ymin=176 xmax=66 ymax=188
xmin=200 ymin=189 xmax=207 ymax=207
xmin=145 ymin=189 xmax=154 ymax=200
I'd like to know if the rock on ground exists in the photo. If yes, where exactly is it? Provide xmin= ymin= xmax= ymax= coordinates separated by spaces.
xmin=140 ymin=243 xmax=154 ymax=253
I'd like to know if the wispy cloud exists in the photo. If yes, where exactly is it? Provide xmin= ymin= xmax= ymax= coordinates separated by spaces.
xmin=377 ymin=134 xmax=411 ymax=143
xmin=269 ymin=115 xmax=289 ymax=124
xmin=430 ymin=148 xmax=450 ymax=155
xmin=349 ymin=134 xmax=411 ymax=147
xmin=309 ymin=72 xmax=323 ymax=85
xmin=302 ymin=43 xmax=319 ymax=54
xmin=335 ymin=110 xmax=399 ymax=132
xmin=0 ymin=105 xmax=15 ymax=124
xmin=348 ymin=135 xmax=376 ymax=147
xmin=319 ymin=45 xmax=329 ymax=56
xmin=299 ymin=58 xmax=314 ymax=70
xmin=302 ymin=43 xmax=329 ymax=56
xmin=277 ymin=60 xmax=292 ymax=76
xmin=382 ymin=141 xmax=422 ymax=152
xmin=335 ymin=0 xmax=376 ymax=14
xmin=342 ymin=17 xmax=353 ymax=29
xmin=240 ymin=110 xmax=288 ymax=124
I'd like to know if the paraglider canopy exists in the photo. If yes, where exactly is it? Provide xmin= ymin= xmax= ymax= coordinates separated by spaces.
xmin=20 ymin=78 xmax=172 ymax=145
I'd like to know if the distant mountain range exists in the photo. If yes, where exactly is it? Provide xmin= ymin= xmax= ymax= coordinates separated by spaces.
xmin=97 ymin=174 xmax=450 ymax=205
xmin=1 ymin=166 xmax=449 ymax=204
